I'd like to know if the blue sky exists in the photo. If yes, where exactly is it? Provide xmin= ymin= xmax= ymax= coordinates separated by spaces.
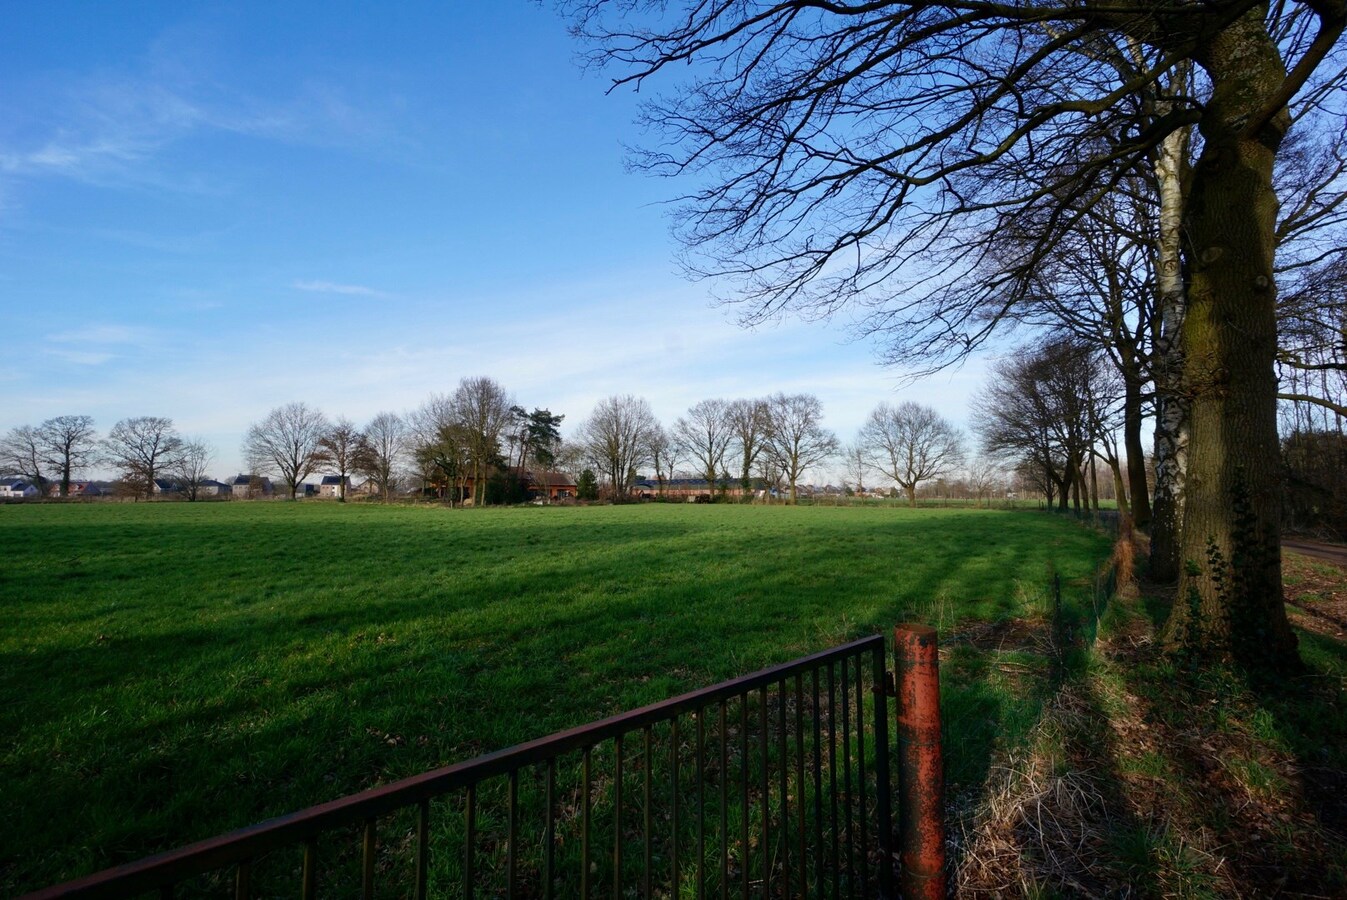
xmin=1 ymin=2 xmax=986 ymax=480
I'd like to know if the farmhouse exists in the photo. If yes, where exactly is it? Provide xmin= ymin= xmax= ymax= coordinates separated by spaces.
xmin=447 ymin=467 xmax=578 ymax=502
xmin=523 ymin=469 xmax=577 ymax=501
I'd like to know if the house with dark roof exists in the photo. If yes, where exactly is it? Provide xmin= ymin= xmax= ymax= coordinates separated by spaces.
xmin=198 ymin=479 xmax=231 ymax=497
xmin=152 ymin=478 xmax=183 ymax=495
xmin=319 ymin=475 xmax=352 ymax=499
xmin=230 ymin=474 xmax=273 ymax=499
xmin=45 ymin=480 xmax=107 ymax=498
xmin=0 ymin=479 xmax=40 ymax=499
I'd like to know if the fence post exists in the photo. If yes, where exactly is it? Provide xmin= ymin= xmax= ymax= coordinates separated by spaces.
xmin=894 ymin=624 xmax=946 ymax=899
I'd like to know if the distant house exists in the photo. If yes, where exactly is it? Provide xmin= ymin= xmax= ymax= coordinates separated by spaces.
xmin=632 ymin=477 xmax=755 ymax=501
xmin=198 ymin=479 xmax=231 ymax=497
xmin=524 ymin=469 xmax=577 ymax=501
xmin=452 ymin=468 xmax=578 ymax=503
xmin=45 ymin=480 xmax=106 ymax=498
xmin=294 ymin=482 xmax=319 ymax=498
xmin=152 ymin=478 xmax=183 ymax=495
xmin=230 ymin=474 xmax=273 ymax=499
xmin=319 ymin=475 xmax=353 ymax=499
xmin=0 ymin=479 xmax=40 ymax=499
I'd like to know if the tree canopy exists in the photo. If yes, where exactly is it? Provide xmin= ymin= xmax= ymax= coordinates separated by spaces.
xmin=568 ymin=0 xmax=1347 ymax=667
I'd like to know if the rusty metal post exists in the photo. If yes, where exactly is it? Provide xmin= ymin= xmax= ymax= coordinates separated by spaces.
xmin=894 ymin=624 xmax=946 ymax=900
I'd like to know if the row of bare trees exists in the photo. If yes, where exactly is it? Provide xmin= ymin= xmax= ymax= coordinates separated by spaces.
xmin=4 ymin=385 xmax=976 ymax=506
xmin=574 ymin=392 xmax=844 ymax=502
xmin=973 ymin=339 xmax=1125 ymax=515
xmin=574 ymin=392 xmax=981 ymax=505
xmin=0 ymin=415 xmax=213 ymax=500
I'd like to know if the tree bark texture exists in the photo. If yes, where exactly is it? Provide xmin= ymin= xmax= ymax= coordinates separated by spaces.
xmin=1165 ymin=11 xmax=1298 ymax=667
xmin=1150 ymin=109 xmax=1192 ymax=583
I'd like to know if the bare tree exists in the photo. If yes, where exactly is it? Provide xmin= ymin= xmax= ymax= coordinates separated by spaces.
xmin=762 ymin=393 xmax=839 ymax=504
xmin=991 ymin=177 xmax=1159 ymax=527
xmin=966 ymin=458 xmax=1003 ymax=509
xmin=410 ymin=395 xmax=470 ymax=503
xmin=726 ymin=397 xmax=770 ymax=499
xmin=319 ymin=417 xmax=364 ymax=502
xmin=646 ymin=423 xmax=678 ymax=497
xmin=973 ymin=339 xmax=1114 ymax=511
xmin=35 ymin=415 xmax=98 ymax=497
xmin=0 ymin=425 xmax=47 ymax=493
xmin=451 ymin=377 xmax=514 ymax=505
xmin=415 ymin=421 xmax=472 ymax=504
xmin=860 ymin=402 xmax=965 ymax=507
xmin=103 ymin=417 xmax=185 ymax=499
xmin=578 ymin=394 xmax=658 ymax=499
xmin=974 ymin=354 xmax=1070 ymax=511
xmin=243 ymin=403 xmax=331 ymax=500
xmin=673 ymin=398 xmax=733 ymax=496
xmin=569 ymin=0 xmax=1343 ymax=668
xmin=841 ymin=442 xmax=868 ymax=496
xmin=360 ymin=411 xmax=408 ymax=502
xmin=174 ymin=439 xmax=215 ymax=501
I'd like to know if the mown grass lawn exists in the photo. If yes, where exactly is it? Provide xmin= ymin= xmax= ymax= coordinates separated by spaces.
xmin=0 ymin=501 xmax=1111 ymax=894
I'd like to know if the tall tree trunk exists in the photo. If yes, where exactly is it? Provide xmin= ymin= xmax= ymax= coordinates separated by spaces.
xmin=1108 ymin=454 xmax=1131 ymax=520
xmin=1122 ymin=376 xmax=1151 ymax=526
xmin=1089 ymin=454 xmax=1100 ymax=511
xmin=1150 ymin=67 xmax=1192 ymax=583
xmin=1165 ymin=17 xmax=1298 ymax=668
xmin=905 ymin=484 xmax=917 ymax=507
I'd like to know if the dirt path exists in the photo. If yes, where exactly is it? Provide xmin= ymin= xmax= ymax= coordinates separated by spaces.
xmin=1284 ymin=538 xmax=1347 ymax=567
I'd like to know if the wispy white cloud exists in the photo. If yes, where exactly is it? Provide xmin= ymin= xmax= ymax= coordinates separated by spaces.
xmin=292 ymin=279 xmax=388 ymax=298
xmin=1 ymin=47 xmax=411 ymax=201
xmin=45 ymin=324 xmax=149 ymax=345
xmin=45 ymin=349 xmax=115 ymax=366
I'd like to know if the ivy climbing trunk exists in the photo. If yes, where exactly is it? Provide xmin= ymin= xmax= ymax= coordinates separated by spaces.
xmin=1165 ymin=11 xmax=1298 ymax=668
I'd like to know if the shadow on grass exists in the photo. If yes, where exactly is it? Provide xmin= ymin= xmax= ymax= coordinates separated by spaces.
xmin=970 ymin=580 xmax=1347 ymax=898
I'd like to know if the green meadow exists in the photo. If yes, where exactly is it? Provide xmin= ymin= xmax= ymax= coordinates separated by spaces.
xmin=0 ymin=501 xmax=1111 ymax=894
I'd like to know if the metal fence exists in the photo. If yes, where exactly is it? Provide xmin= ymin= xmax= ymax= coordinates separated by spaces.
xmin=26 ymin=631 xmax=941 ymax=899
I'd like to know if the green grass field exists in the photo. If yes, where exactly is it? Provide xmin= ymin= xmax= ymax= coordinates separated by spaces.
xmin=0 ymin=501 xmax=1112 ymax=895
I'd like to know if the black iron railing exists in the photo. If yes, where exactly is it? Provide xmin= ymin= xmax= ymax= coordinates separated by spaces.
xmin=26 ymin=635 xmax=897 ymax=899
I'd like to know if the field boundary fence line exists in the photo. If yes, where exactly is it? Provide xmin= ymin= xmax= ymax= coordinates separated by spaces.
xmin=24 ymin=628 xmax=946 ymax=899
